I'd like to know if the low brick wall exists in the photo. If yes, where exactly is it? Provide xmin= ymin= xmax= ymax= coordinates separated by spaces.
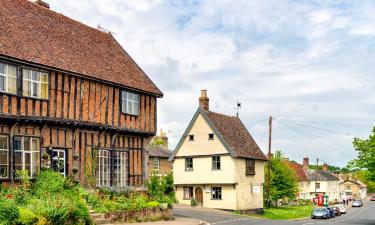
xmin=105 ymin=207 xmax=173 ymax=223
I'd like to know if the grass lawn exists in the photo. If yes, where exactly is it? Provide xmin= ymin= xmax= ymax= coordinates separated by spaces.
xmin=247 ymin=205 xmax=314 ymax=220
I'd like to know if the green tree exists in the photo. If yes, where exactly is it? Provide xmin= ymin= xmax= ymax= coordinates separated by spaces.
xmin=265 ymin=151 xmax=299 ymax=204
xmin=352 ymin=127 xmax=375 ymax=181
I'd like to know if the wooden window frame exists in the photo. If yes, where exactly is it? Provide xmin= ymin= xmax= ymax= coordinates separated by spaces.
xmin=0 ymin=62 xmax=17 ymax=95
xmin=212 ymin=156 xmax=221 ymax=170
xmin=245 ymin=158 xmax=255 ymax=176
xmin=13 ymin=136 xmax=40 ymax=178
xmin=121 ymin=90 xmax=139 ymax=116
xmin=185 ymin=157 xmax=193 ymax=171
xmin=96 ymin=149 xmax=111 ymax=187
xmin=183 ymin=186 xmax=193 ymax=200
xmin=0 ymin=135 xmax=9 ymax=179
xmin=153 ymin=157 xmax=160 ymax=171
xmin=211 ymin=187 xmax=222 ymax=200
xmin=22 ymin=68 xmax=49 ymax=99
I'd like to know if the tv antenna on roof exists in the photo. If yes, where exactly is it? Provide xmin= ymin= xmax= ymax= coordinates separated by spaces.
xmin=234 ymin=101 xmax=242 ymax=117
xmin=97 ymin=24 xmax=116 ymax=35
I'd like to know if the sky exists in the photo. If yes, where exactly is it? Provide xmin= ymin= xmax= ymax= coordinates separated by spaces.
xmin=49 ymin=0 xmax=375 ymax=167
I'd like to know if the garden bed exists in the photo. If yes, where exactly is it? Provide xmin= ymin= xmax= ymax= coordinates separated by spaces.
xmin=105 ymin=207 xmax=173 ymax=223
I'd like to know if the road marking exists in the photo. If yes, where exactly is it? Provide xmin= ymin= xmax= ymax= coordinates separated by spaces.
xmin=211 ymin=218 xmax=253 ymax=224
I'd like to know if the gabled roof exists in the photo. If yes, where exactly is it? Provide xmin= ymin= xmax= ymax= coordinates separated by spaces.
xmin=288 ymin=161 xmax=308 ymax=181
xmin=306 ymin=169 xmax=339 ymax=181
xmin=0 ymin=0 xmax=162 ymax=96
xmin=169 ymin=107 xmax=268 ymax=161
xmin=146 ymin=145 xmax=172 ymax=158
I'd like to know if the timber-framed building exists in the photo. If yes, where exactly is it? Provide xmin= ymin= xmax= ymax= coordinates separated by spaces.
xmin=0 ymin=0 xmax=162 ymax=187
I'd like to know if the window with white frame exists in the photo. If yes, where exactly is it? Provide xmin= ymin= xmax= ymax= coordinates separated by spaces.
xmin=183 ymin=187 xmax=193 ymax=199
xmin=22 ymin=69 xmax=48 ymax=99
xmin=0 ymin=135 xmax=9 ymax=178
xmin=153 ymin=157 xmax=160 ymax=171
xmin=121 ymin=90 xmax=139 ymax=115
xmin=96 ymin=149 xmax=111 ymax=187
xmin=14 ymin=136 xmax=40 ymax=178
xmin=113 ymin=151 xmax=128 ymax=187
xmin=211 ymin=187 xmax=222 ymax=200
xmin=0 ymin=62 xmax=17 ymax=94
xmin=185 ymin=157 xmax=193 ymax=171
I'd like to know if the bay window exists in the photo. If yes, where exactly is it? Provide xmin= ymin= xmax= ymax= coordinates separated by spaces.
xmin=0 ymin=135 xmax=9 ymax=178
xmin=22 ymin=69 xmax=48 ymax=99
xmin=121 ymin=90 xmax=139 ymax=115
xmin=96 ymin=149 xmax=111 ymax=187
xmin=0 ymin=62 xmax=17 ymax=94
xmin=14 ymin=136 xmax=40 ymax=178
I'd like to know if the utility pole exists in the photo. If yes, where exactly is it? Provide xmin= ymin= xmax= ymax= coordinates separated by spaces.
xmin=314 ymin=158 xmax=319 ymax=199
xmin=266 ymin=116 xmax=272 ymax=208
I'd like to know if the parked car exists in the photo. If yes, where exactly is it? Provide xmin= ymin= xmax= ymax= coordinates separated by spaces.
xmin=334 ymin=204 xmax=346 ymax=214
xmin=311 ymin=208 xmax=330 ymax=219
xmin=326 ymin=207 xmax=336 ymax=218
xmin=370 ymin=196 xmax=375 ymax=201
xmin=352 ymin=200 xmax=363 ymax=207
xmin=332 ymin=206 xmax=341 ymax=216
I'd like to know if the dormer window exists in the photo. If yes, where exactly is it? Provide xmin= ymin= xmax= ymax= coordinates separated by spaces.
xmin=22 ymin=69 xmax=48 ymax=99
xmin=121 ymin=90 xmax=139 ymax=115
xmin=188 ymin=135 xmax=194 ymax=141
xmin=0 ymin=62 xmax=17 ymax=94
xmin=208 ymin=133 xmax=214 ymax=140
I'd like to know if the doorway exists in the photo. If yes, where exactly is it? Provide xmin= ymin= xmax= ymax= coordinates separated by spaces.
xmin=52 ymin=149 xmax=67 ymax=177
xmin=195 ymin=187 xmax=203 ymax=206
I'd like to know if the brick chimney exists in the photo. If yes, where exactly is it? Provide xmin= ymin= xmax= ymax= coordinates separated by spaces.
xmin=199 ymin=90 xmax=209 ymax=111
xmin=322 ymin=163 xmax=328 ymax=171
xmin=34 ymin=0 xmax=50 ymax=9
xmin=303 ymin=157 xmax=309 ymax=170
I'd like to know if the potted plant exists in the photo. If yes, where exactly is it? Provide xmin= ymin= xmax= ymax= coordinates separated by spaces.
xmin=42 ymin=153 xmax=49 ymax=160
xmin=73 ymin=154 xmax=79 ymax=161
xmin=72 ymin=168 xmax=79 ymax=174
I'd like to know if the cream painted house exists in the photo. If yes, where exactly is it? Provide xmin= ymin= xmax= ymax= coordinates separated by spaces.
xmin=169 ymin=90 xmax=268 ymax=211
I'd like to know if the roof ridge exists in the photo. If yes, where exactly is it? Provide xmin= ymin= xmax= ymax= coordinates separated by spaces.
xmin=26 ymin=0 xmax=112 ymax=37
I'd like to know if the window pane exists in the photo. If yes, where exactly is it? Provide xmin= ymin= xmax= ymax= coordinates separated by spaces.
xmin=122 ymin=99 xmax=127 ymax=113
xmin=121 ymin=91 xmax=126 ymax=99
xmin=41 ymin=73 xmax=48 ymax=82
xmin=8 ymin=77 xmax=17 ymax=94
xmin=24 ymin=137 xmax=30 ymax=151
xmin=32 ymin=71 xmax=39 ymax=81
xmin=0 ymin=151 xmax=8 ymax=164
xmin=0 ymin=165 xmax=7 ymax=178
xmin=0 ymin=136 xmax=7 ymax=150
xmin=128 ymin=101 xmax=133 ymax=114
xmin=134 ymin=102 xmax=139 ymax=115
xmin=0 ymin=63 xmax=4 ymax=74
xmin=0 ymin=76 xmax=5 ymax=91
xmin=8 ymin=66 xmax=16 ymax=77
xmin=41 ymin=83 xmax=48 ymax=98
xmin=23 ymin=69 xmax=30 ymax=80
xmin=14 ymin=137 xmax=22 ymax=150
xmin=14 ymin=152 xmax=22 ymax=167
xmin=23 ymin=80 xmax=30 ymax=96
xmin=32 ymin=82 xmax=39 ymax=97
xmin=32 ymin=138 xmax=39 ymax=151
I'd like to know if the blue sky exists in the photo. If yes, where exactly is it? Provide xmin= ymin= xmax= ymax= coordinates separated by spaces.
xmin=50 ymin=0 xmax=375 ymax=167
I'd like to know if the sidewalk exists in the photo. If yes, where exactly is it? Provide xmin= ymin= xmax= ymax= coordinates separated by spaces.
xmin=117 ymin=217 xmax=203 ymax=225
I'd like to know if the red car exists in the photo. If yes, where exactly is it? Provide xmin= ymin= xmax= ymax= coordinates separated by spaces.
xmin=371 ymin=196 xmax=375 ymax=201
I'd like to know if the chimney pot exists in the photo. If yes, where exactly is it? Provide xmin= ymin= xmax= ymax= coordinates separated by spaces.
xmin=199 ymin=89 xmax=209 ymax=111
xmin=303 ymin=157 xmax=309 ymax=170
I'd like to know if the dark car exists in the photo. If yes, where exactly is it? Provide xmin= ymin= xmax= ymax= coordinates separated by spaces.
xmin=332 ymin=206 xmax=341 ymax=216
xmin=311 ymin=208 xmax=330 ymax=219
xmin=325 ymin=207 xmax=336 ymax=218
xmin=352 ymin=200 xmax=363 ymax=207
xmin=370 ymin=196 xmax=375 ymax=201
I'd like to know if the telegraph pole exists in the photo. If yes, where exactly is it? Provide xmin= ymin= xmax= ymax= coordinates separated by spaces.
xmin=314 ymin=158 xmax=319 ymax=198
xmin=266 ymin=116 xmax=272 ymax=208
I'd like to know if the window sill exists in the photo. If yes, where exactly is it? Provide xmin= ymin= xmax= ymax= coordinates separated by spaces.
xmin=0 ymin=91 xmax=18 ymax=97
xmin=185 ymin=170 xmax=194 ymax=172
xmin=22 ymin=95 xmax=49 ymax=101
xmin=212 ymin=169 xmax=221 ymax=171
xmin=210 ymin=198 xmax=222 ymax=200
xmin=183 ymin=198 xmax=192 ymax=200
xmin=121 ymin=112 xmax=139 ymax=117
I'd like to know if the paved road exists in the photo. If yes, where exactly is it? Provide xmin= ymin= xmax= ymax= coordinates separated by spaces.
xmin=174 ymin=200 xmax=375 ymax=225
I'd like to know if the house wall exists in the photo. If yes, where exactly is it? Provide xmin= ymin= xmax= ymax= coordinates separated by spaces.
xmin=176 ymin=185 xmax=237 ymax=210
xmin=340 ymin=181 xmax=360 ymax=199
xmin=0 ymin=58 xmax=157 ymax=133
xmin=173 ymin=156 xmax=236 ymax=185
xmin=306 ymin=180 xmax=340 ymax=201
xmin=175 ymin=113 xmax=228 ymax=157
xmin=148 ymin=157 xmax=172 ymax=177
xmin=234 ymin=159 xmax=264 ymax=209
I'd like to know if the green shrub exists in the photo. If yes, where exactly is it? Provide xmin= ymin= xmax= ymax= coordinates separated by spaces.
xmin=146 ymin=201 xmax=160 ymax=208
xmin=191 ymin=198 xmax=197 ymax=207
xmin=17 ymin=208 xmax=38 ymax=225
xmin=0 ymin=198 xmax=19 ymax=224
xmin=32 ymin=170 xmax=65 ymax=196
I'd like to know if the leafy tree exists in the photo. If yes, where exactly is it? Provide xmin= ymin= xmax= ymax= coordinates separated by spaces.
xmin=352 ymin=127 xmax=375 ymax=182
xmin=265 ymin=151 xmax=299 ymax=204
